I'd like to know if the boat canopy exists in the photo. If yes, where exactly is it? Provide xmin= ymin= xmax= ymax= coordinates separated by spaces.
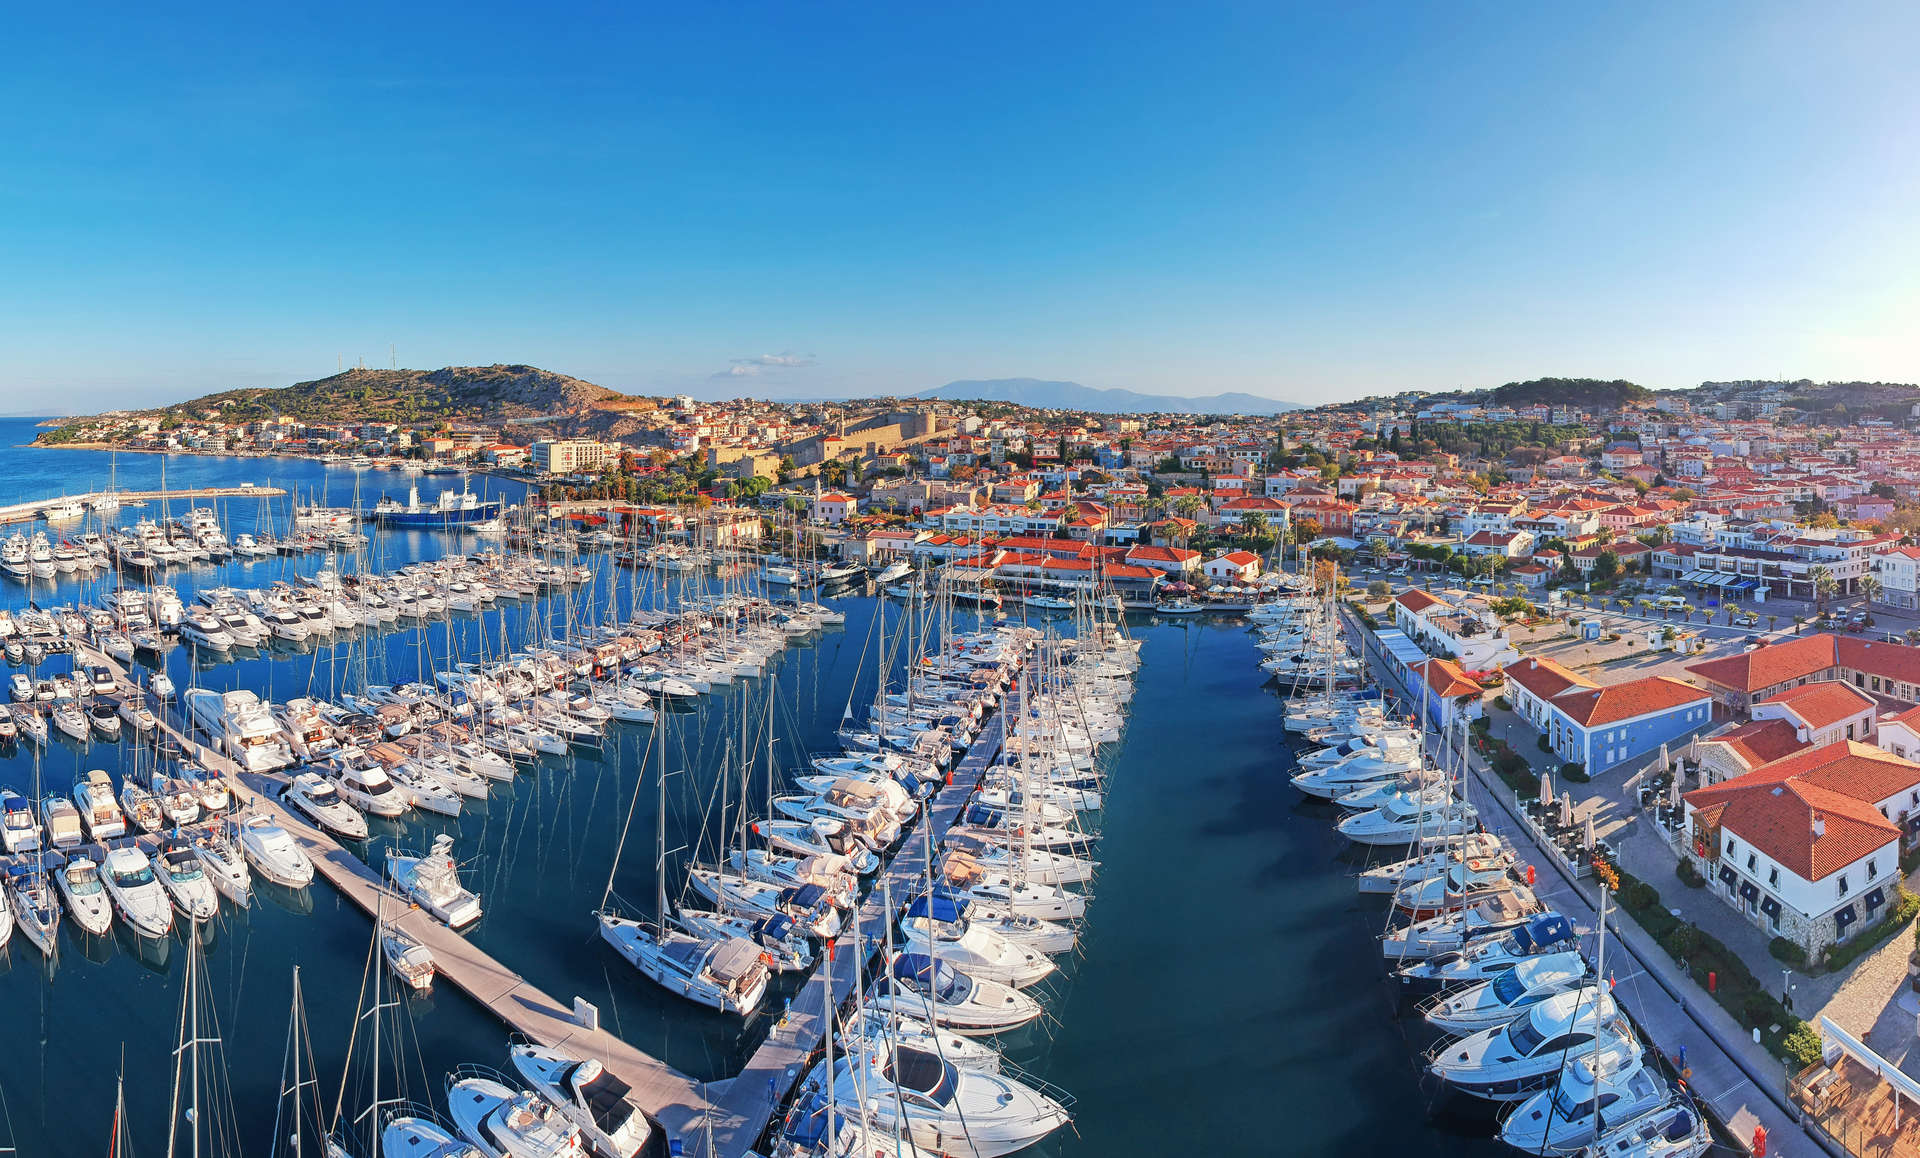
xmin=706 ymin=937 xmax=763 ymax=983
xmin=906 ymin=893 xmax=969 ymax=924
xmin=1516 ymin=913 xmax=1575 ymax=951
xmin=780 ymin=883 xmax=828 ymax=911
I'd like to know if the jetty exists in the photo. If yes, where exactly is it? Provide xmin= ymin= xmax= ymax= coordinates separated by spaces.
xmin=0 ymin=486 xmax=287 ymax=527
xmin=78 ymin=642 xmax=1015 ymax=1157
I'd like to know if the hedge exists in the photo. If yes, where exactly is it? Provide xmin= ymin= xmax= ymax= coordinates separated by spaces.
xmin=1613 ymin=868 xmax=1807 ymax=1061
xmin=1821 ymin=883 xmax=1920 ymax=974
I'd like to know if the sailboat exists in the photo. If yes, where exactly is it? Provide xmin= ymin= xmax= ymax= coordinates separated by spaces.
xmin=595 ymin=708 xmax=769 ymax=1015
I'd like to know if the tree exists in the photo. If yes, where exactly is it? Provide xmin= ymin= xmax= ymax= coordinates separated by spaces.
xmin=1862 ymin=574 xmax=1884 ymax=608
xmin=1293 ymin=517 xmax=1324 ymax=544
xmin=1591 ymin=548 xmax=1620 ymax=582
xmin=1811 ymin=564 xmax=1837 ymax=613
xmin=1766 ymin=614 xmax=1778 ymax=633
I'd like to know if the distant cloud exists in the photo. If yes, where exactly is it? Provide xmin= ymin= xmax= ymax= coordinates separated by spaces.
xmin=713 ymin=351 xmax=816 ymax=379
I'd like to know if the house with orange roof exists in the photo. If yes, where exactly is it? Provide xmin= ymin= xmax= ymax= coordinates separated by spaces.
xmin=1411 ymin=657 xmax=1486 ymax=731
xmin=811 ymin=492 xmax=857 ymax=525
xmin=1687 ymin=633 xmax=1920 ymax=711
xmin=1201 ymin=550 xmax=1263 ymax=583
xmin=1682 ymin=741 xmax=1920 ymax=954
xmin=1751 ymin=682 xmax=1878 ymax=747
xmin=1504 ymin=655 xmax=1713 ymax=774
xmin=1392 ymin=588 xmax=1520 ymax=671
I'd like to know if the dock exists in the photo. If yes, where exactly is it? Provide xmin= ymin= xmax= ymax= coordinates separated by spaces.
xmin=0 ymin=486 xmax=288 ymax=526
xmin=704 ymin=706 xmax=1009 ymax=1155
xmin=81 ymin=643 xmax=1012 ymax=1157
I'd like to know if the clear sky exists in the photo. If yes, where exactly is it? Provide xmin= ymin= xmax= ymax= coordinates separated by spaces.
xmin=4 ymin=2 xmax=1917 ymax=410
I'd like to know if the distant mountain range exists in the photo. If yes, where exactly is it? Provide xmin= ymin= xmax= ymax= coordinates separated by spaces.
xmin=913 ymin=378 xmax=1303 ymax=414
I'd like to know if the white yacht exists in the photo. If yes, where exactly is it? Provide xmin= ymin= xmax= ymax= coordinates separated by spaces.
xmin=1427 ymin=987 xmax=1641 ymax=1102
xmin=1398 ymin=912 xmax=1582 ymax=990
xmin=1422 ymin=951 xmax=1593 ymax=1035
xmin=239 ymin=815 xmax=315 ymax=887
xmin=1 ymin=790 xmax=40 ymax=853
xmin=54 ymin=853 xmax=114 ymax=935
xmin=192 ymin=822 xmax=253 ymax=907
xmin=184 ymin=688 xmax=295 ymax=772
xmin=1578 ymin=1091 xmax=1714 ymax=1158
xmin=1357 ymin=832 xmax=1509 ymax=894
xmin=1499 ymin=1052 xmax=1669 ymax=1155
xmin=1336 ymin=793 xmax=1478 ymax=846
xmin=72 ymin=770 xmax=128 ymax=840
xmin=445 ymin=1073 xmax=589 ymax=1158
xmin=155 ymin=841 xmax=221 ymax=921
xmin=101 ymin=847 xmax=175 ymax=939
xmin=327 ymin=750 xmax=411 ymax=817
xmin=898 ymin=893 xmax=1056 ymax=988
xmin=42 ymin=797 xmax=84 ymax=847
xmin=865 ymin=952 xmax=1044 ymax=1036
xmin=597 ymin=913 xmax=769 ymax=1015
xmin=807 ymin=1041 xmax=1069 ymax=1158
xmin=283 ymin=771 xmax=370 ymax=839
xmin=508 ymin=1044 xmax=656 ymax=1158
xmin=387 ymin=834 xmax=482 ymax=928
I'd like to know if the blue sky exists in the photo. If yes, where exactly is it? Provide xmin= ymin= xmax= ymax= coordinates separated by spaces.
xmin=4 ymin=2 xmax=1917 ymax=409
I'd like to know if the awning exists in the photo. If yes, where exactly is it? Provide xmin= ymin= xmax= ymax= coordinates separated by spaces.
xmin=1761 ymin=896 xmax=1783 ymax=918
xmin=1867 ymin=887 xmax=1888 ymax=909
xmin=1718 ymin=865 xmax=1737 ymax=886
xmin=1836 ymin=904 xmax=1859 ymax=928
xmin=1740 ymin=881 xmax=1760 ymax=902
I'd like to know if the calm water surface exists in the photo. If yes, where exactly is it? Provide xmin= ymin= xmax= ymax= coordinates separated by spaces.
xmin=0 ymin=419 xmax=1499 ymax=1156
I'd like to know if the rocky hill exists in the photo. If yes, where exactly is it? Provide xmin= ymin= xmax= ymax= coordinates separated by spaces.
xmin=149 ymin=364 xmax=632 ymax=426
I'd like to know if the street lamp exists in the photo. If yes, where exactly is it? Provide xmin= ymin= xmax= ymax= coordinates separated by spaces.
xmin=1781 ymin=967 xmax=1794 ymax=1012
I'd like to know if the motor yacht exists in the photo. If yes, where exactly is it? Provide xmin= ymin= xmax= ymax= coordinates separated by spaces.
xmin=327 ymin=750 xmax=411 ymax=818
xmin=1398 ymin=913 xmax=1582 ymax=991
xmin=1382 ymin=889 xmax=1543 ymax=962
xmin=284 ymin=771 xmax=370 ymax=839
xmin=1 ymin=789 xmax=40 ymax=853
xmin=1356 ymin=833 xmax=1509 ymax=894
xmin=806 ymin=1041 xmax=1069 ymax=1158
xmin=865 ymin=952 xmax=1044 ymax=1037
xmin=898 ymin=894 xmax=1056 ymax=988
xmin=445 ymin=1072 xmax=588 ymax=1158
xmin=55 ymin=853 xmax=114 ymax=935
xmin=42 ymin=796 xmax=83 ymax=847
xmin=1336 ymin=793 xmax=1479 ymax=846
xmin=753 ymin=818 xmax=880 ymax=875
xmin=51 ymin=701 xmax=89 ymax=741
xmin=185 ymin=688 xmax=295 ymax=771
xmin=596 ymin=913 xmax=769 ymax=1015
xmin=101 ymin=846 xmax=174 ymax=938
xmin=155 ymin=840 xmax=221 ymax=921
xmin=387 ymin=834 xmax=482 ymax=928
xmin=1422 ymin=951 xmax=1593 ymax=1035
xmin=939 ymin=853 xmax=1087 ymax=921
xmin=239 ymin=815 xmax=315 ymax=887
xmin=148 ymin=770 xmax=201 ymax=826
xmin=508 ymin=1044 xmax=657 ymax=1158
xmin=1427 ymin=986 xmax=1640 ymax=1102
xmin=191 ymin=822 xmax=253 ymax=907
xmin=72 ymin=769 xmax=127 ymax=840
xmin=1498 ymin=1052 xmax=1668 ymax=1155
xmin=1394 ymin=856 xmax=1524 ymax=920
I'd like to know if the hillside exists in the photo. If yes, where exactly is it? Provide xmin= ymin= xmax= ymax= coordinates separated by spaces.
xmin=916 ymin=378 xmax=1302 ymax=414
xmin=151 ymin=364 xmax=630 ymax=425
xmin=1490 ymin=377 xmax=1651 ymax=410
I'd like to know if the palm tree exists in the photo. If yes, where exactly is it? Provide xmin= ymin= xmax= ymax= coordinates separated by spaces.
xmin=1614 ymin=598 xmax=1632 ymax=615
xmin=1811 ymin=564 xmax=1836 ymax=614
xmin=1793 ymin=614 xmax=1807 ymax=635
xmin=1862 ymin=574 xmax=1883 ymax=608
xmin=1635 ymin=597 xmax=1653 ymax=618
xmin=1767 ymin=614 xmax=1779 ymax=634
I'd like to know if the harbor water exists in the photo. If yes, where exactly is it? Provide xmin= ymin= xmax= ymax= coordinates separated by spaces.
xmin=0 ymin=419 xmax=1500 ymax=1156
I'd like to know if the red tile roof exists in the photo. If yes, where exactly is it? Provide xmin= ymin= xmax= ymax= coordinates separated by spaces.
xmin=1395 ymin=588 xmax=1444 ymax=614
xmin=1759 ymin=682 xmax=1877 ymax=732
xmin=1549 ymin=676 xmax=1711 ymax=727
xmin=1709 ymin=718 xmax=1807 ymax=770
xmin=1684 ymin=741 xmax=1916 ymax=881
xmin=1503 ymin=655 xmax=1595 ymax=701
xmin=1689 ymin=634 xmax=1920 ymax=695
xmin=1416 ymin=658 xmax=1484 ymax=699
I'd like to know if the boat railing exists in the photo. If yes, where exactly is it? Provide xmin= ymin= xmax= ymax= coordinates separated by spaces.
xmin=995 ymin=1058 xmax=1079 ymax=1116
xmin=445 ymin=1061 xmax=519 ymax=1093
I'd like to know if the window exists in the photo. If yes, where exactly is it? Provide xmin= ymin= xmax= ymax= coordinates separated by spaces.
xmin=1839 ymin=875 xmax=1851 ymax=898
xmin=1869 ymin=859 xmax=1879 ymax=879
xmin=1747 ymin=853 xmax=1757 ymax=872
xmin=1726 ymin=836 xmax=1738 ymax=857
xmin=1769 ymin=867 xmax=1780 ymax=887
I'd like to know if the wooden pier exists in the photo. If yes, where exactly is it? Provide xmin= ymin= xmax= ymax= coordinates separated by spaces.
xmin=0 ymin=486 xmax=288 ymax=527
xmin=79 ymin=645 xmax=719 ymax=1145
xmin=79 ymin=639 xmax=1012 ymax=1158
